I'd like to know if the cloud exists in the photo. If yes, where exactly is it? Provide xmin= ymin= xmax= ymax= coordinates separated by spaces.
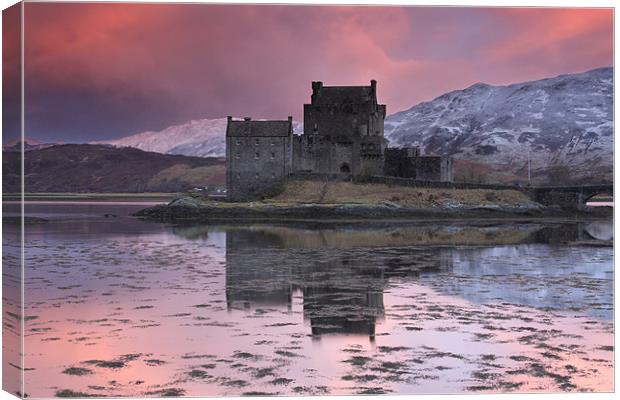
xmin=20 ymin=3 xmax=613 ymax=143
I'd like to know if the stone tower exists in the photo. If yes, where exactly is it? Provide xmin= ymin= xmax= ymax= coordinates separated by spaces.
xmin=226 ymin=116 xmax=293 ymax=201
xmin=294 ymin=80 xmax=387 ymax=176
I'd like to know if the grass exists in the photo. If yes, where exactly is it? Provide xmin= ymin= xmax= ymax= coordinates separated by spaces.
xmin=147 ymin=164 xmax=225 ymax=188
xmin=269 ymin=180 xmax=534 ymax=207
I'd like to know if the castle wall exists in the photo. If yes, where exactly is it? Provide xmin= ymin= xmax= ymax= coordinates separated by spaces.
xmin=415 ymin=155 xmax=454 ymax=182
xmin=384 ymin=148 xmax=418 ymax=178
xmin=441 ymin=157 xmax=454 ymax=182
xmin=226 ymin=118 xmax=292 ymax=201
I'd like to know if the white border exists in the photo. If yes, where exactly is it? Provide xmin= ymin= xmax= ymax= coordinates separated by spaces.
xmin=0 ymin=2 xmax=616 ymax=400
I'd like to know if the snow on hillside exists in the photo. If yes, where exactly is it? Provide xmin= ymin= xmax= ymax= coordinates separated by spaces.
xmin=384 ymin=67 xmax=613 ymax=181
xmin=96 ymin=118 xmax=303 ymax=158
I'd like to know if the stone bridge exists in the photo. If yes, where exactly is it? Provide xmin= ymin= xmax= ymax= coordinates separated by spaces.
xmin=529 ymin=184 xmax=613 ymax=211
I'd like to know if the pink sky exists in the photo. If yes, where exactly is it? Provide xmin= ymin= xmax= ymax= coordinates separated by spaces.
xmin=8 ymin=3 xmax=614 ymax=142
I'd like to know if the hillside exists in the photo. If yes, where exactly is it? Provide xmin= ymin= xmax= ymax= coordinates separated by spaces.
xmin=3 ymin=139 xmax=58 ymax=152
xmin=2 ymin=144 xmax=225 ymax=193
xmin=96 ymin=118 xmax=303 ymax=158
xmin=384 ymin=67 xmax=613 ymax=183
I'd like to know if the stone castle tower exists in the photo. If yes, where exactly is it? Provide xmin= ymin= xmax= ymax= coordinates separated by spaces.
xmin=293 ymin=80 xmax=387 ymax=176
xmin=225 ymin=116 xmax=293 ymax=201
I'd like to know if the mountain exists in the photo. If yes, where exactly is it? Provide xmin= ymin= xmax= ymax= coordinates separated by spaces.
xmin=3 ymin=139 xmax=58 ymax=152
xmin=384 ymin=67 xmax=613 ymax=183
xmin=94 ymin=68 xmax=612 ymax=184
xmin=96 ymin=118 xmax=304 ymax=158
xmin=2 ymin=144 xmax=225 ymax=193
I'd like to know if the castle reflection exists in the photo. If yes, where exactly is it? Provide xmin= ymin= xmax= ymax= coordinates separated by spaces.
xmin=223 ymin=225 xmax=459 ymax=338
xmin=169 ymin=221 xmax=611 ymax=338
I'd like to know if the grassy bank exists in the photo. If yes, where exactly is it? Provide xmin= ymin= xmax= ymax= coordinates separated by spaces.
xmin=269 ymin=180 xmax=534 ymax=207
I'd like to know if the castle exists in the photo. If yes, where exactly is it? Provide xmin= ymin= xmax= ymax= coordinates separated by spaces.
xmin=226 ymin=80 xmax=453 ymax=201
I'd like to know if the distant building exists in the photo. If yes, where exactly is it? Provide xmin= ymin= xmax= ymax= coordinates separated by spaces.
xmin=225 ymin=81 xmax=453 ymax=201
xmin=294 ymin=80 xmax=387 ymax=176
xmin=225 ymin=116 xmax=293 ymax=201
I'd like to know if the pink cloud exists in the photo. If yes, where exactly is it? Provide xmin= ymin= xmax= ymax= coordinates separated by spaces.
xmin=20 ymin=4 xmax=613 ymax=142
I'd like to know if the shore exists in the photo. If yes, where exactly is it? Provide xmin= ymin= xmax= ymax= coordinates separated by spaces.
xmin=2 ymin=192 xmax=178 ymax=202
xmin=133 ymin=195 xmax=612 ymax=222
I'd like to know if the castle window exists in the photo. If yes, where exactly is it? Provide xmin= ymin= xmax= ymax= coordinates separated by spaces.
xmin=313 ymin=123 xmax=318 ymax=132
xmin=235 ymin=152 xmax=240 ymax=159
xmin=271 ymin=152 xmax=275 ymax=159
xmin=255 ymin=152 xmax=260 ymax=159
xmin=271 ymin=172 xmax=276 ymax=179
xmin=255 ymin=138 xmax=260 ymax=145
xmin=236 ymin=139 xmax=241 ymax=145
xmin=270 ymin=140 xmax=275 ymax=145
xmin=255 ymin=173 xmax=259 ymax=179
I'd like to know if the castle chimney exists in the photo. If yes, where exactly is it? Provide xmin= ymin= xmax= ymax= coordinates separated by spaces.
xmin=371 ymin=79 xmax=377 ymax=92
xmin=312 ymin=81 xmax=323 ymax=94
xmin=287 ymin=116 xmax=293 ymax=123
xmin=227 ymin=116 xmax=232 ymax=123
xmin=244 ymin=117 xmax=251 ymax=121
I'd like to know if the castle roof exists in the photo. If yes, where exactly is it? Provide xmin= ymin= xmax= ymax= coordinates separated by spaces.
xmin=226 ymin=117 xmax=292 ymax=137
xmin=314 ymin=86 xmax=374 ymax=104
xmin=308 ymin=80 xmax=382 ymax=105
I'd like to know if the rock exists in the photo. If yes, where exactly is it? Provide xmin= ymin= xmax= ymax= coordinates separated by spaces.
xmin=168 ymin=197 xmax=204 ymax=208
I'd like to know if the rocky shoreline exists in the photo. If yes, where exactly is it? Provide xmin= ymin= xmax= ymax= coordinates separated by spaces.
xmin=132 ymin=196 xmax=609 ymax=222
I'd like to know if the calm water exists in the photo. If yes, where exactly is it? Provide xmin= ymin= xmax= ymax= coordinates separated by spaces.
xmin=2 ymin=202 xmax=614 ymax=397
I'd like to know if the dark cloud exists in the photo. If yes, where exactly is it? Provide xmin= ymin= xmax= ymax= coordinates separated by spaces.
xmin=3 ymin=3 xmax=21 ymax=143
xmin=17 ymin=3 xmax=613 ymax=143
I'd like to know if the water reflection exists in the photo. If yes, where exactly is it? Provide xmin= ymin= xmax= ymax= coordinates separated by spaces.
xmin=584 ymin=220 xmax=613 ymax=241
xmin=224 ymin=227 xmax=460 ymax=338
xmin=218 ymin=221 xmax=613 ymax=340
xmin=2 ymin=202 xmax=23 ymax=397
xmin=2 ymin=202 xmax=613 ymax=397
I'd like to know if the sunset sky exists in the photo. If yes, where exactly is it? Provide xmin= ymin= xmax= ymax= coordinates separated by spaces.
xmin=2 ymin=3 xmax=614 ymax=143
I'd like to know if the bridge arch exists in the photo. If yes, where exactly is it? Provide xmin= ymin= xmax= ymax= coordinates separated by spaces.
xmin=583 ymin=191 xmax=613 ymax=208
xmin=531 ymin=185 xmax=613 ymax=211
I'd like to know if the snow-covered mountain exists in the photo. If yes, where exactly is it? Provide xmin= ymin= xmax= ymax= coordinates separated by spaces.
xmin=385 ymin=67 xmax=613 ymax=181
xmin=95 ymin=118 xmax=228 ymax=158
xmin=97 ymin=118 xmax=303 ymax=158
xmin=98 ymin=68 xmax=612 ymax=182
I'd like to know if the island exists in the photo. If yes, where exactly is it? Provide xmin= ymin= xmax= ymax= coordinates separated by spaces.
xmin=134 ymin=179 xmax=611 ymax=222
